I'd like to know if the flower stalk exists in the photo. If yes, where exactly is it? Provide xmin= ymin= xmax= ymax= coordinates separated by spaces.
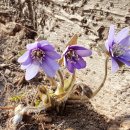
xmin=54 ymin=85 xmax=64 ymax=95
xmin=57 ymin=70 xmax=76 ymax=102
xmin=91 ymin=56 xmax=109 ymax=98
xmin=57 ymin=70 xmax=64 ymax=88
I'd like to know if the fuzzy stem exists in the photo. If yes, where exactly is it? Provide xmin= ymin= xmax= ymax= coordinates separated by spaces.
xmin=57 ymin=70 xmax=76 ymax=102
xmin=91 ymin=57 xmax=109 ymax=98
xmin=57 ymin=70 xmax=64 ymax=88
xmin=47 ymin=77 xmax=57 ymax=87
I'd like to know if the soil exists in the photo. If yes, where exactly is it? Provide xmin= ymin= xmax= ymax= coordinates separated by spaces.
xmin=0 ymin=0 xmax=130 ymax=130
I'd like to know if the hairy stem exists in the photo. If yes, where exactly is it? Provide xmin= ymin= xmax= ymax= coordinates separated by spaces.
xmin=57 ymin=70 xmax=76 ymax=102
xmin=57 ymin=70 xmax=64 ymax=88
xmin=91 ymin=57 xmax=109 ymax=98
xmin=47 ymin=77 xmax=57 ymax=87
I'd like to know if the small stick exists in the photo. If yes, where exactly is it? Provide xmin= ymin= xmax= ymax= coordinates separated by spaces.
xmin=0 ymin=106 xmax=15 ymax=110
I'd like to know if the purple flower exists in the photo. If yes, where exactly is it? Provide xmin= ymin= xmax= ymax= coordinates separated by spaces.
xmin=63 ymin=45 xmax=92 ymax=73
xmin=105 ymin=25 xmax=130 ymax=73
xmin=18 ymin=40 xmax=61 ymax=80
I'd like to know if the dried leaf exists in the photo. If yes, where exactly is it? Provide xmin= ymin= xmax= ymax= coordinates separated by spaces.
xmin=67 ymin=34 xmax=78 ymax=46
xmin=58 ymin=57 xmax=64 ymax=66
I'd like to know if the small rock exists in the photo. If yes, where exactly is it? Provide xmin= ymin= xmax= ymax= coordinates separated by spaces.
xmin=107 ymin=16 xmax=113 ymax=21
xmin=65 ymin=128 xmax=75 ymax=130
xmin=108 ymin=124 xmax=119 ymax=130
xmin=96 ymin=16 xmax=103 ymax=21
xmin=35 ymin=114 xmax=52 ymax=123
xmin=5 ymin=69 xmax=11 ymax=75
xmin=0 ymin=63 xmax=8 ymax=68
xmin=120 ymin=118 xmax=130 ymax=129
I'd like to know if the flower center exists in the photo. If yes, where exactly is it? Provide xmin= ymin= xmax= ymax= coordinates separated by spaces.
xmin=31 ymin=48 xmax=45 ymax=62
xmin=112 ymin=43 xmax=126 ymax=57
xmin=66 ymin=49 xmax=79 ymax=61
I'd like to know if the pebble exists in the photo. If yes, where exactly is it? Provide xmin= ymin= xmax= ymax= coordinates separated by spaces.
xmin=107 ymin=124 xmax=119 ymax=130
xmin=5 ymin=69 xmax=11 ymax=75
xmin=120 ymin=118 xmax=130 ymax=129
xmin=34 ymin=114 xmax=52 ymax=123
xmin=65 ymin=128 xmax=75 ymax=130
xmin=0 ymin=63 xmax=7 ymax=67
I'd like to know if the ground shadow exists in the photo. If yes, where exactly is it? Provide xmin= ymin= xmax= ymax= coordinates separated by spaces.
xmin=12 ymin=101 xmax=112 ymax=130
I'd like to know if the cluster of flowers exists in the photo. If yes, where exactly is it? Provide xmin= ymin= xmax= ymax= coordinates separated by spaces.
xmin=18 ymin=25 xmax=130 ymax=80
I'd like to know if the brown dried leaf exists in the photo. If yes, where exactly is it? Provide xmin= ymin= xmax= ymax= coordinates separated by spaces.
xmin=67 ymin=34 xmax=78 ymax=46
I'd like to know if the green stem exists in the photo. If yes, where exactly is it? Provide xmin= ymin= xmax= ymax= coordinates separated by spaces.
xmin=91 ymin=57 xmax=109 ymax=98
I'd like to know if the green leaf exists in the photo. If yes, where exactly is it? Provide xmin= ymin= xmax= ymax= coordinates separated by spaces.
xmin=9 ymin=93 xmax=25 ymax=102
xmin=35 ymin=99 xmax=41 ymax=107
xmin=64 ymin=76 xmax=72 ymax=91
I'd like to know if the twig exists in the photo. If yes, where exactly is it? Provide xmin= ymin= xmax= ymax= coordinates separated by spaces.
xmin=0 ymin=106 xmax=15 ymax=110
xmin=17 ymin=76 xmax=25 ymax=86
xmin=83 ymin=8 xmax=125 ymax=17
xmin=26 ymin=0 xmax=36 ymax=29
xmin=15 ymin=23 xmax=38 ymax=34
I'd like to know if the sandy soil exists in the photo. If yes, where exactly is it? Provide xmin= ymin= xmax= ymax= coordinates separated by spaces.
xmin=0 ymin=0 xmax=130 ymax=130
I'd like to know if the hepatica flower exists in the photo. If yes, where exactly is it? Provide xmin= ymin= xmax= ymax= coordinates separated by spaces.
xmin=63 ymin=45 xmax=92 ymax=73
xmin=18 ymin=41 xmax=60 ymax=80
xmin=105 ymin=25 xmax=130 ymax=72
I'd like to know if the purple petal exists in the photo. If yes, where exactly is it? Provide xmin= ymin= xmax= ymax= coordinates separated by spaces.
xmin=41 ymin=63 xmax=55 ymax=77
xmin=111 ymin=57 xmax=119 ymax=73
xmin=105 ymin=25 xmax=115 ymax=51
xmin=115 ymin=27 xmax=129 ymax=43
xmin=118 ymin=58 xmax=130 ymax=66
xmin=46 ymin=51 xmax=61 ymax=59
xmin=25 ymin=61 xmax=40 ymax=80
xmin=74 ymin=57 xmax=86 ymax=69
xmin=38 ymin=40 xmax=54 ymax=51
xmin=69 ymin=45 xmax=88 ymax=50
xmin=120 ymin=50 xmax=130 ymax=61
xmin=119 ymin=36 xmax=130 ymax=47
xmin=38 ymin=40 xmax=50 ymax=46
xmin=76 ymin=49 xmax=92 ymax=57
xmin=41 ymin=45 xmax=55 ymax=51
xmin=21 ymin=58 xmax=32 ymax=70
xmin=38 ymin=40 xmax=50 ymax=47
xmin=66 ymin=59 xmax=75 ymax=73
xmin=21 ymin=64 xmax=31 ymax=70
xmin=41 ymin=57 xmax=59 ymax=77
xmin=26 ymin=42 xmax=38 ymax=50
xmin=45 ymin=57 xmax=59 ymax=71
xmin=18 ymin=51 xmax=30 ymax=63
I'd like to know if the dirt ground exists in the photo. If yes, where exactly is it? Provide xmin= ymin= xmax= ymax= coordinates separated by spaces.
xmin=0 ymin=0 xmax=130 ymax=130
